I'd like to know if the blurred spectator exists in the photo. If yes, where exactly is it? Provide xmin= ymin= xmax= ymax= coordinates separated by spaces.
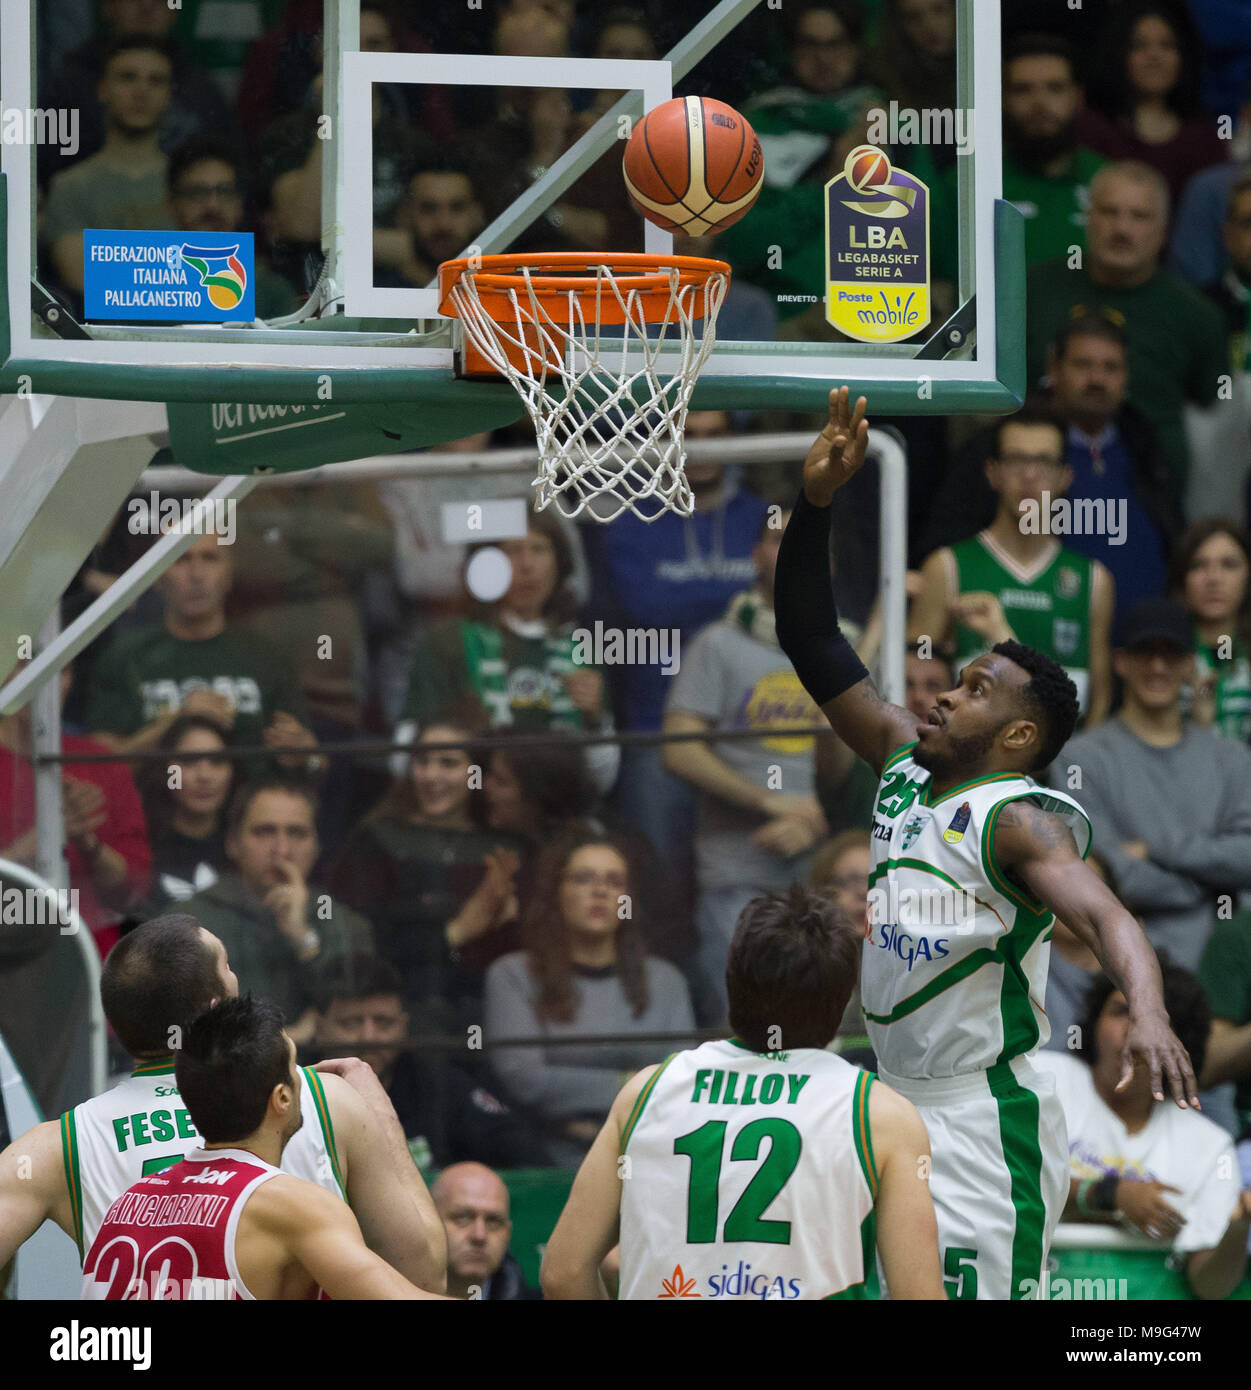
xmin=310 ymin=954 xmax=549 ymax=1171
xmin=719 ymin=1 xmax=880 ymax=320
xmin=42 ymin=37 xmax=175 ymax=299
xmin=329 ymin=719 xmax=522 ymax=1021
xmin=134 ymin=713 xmax=234 ymax=917
xmin=1199 ymin=903 xmax=1251 ymax=1175
xmin=924 ymin=315 xmax=1176 ymax=627
xmin=483 ymin=737 xmax=597 ymax=846
xmin=432 ymin=1163 xmax=540 ymax=1300
xmin=808 ymin=828 xmax=872 ymax=1050
xmin=580 ymin=413 xmax=768 ymax=879
xmin=1035 ymin=965 xmax=1250 ymax=1299
xmin=378 ymin=158 xmax=487 ymax=290
xmin=1168 ymin=96 xmax=1251 ymax=288
xmin=166 ymin=134 xmax=296 ymax=320
xmin=904 ymin=643 xmax=954 ymax=722
xmin=82 ymin=533 xmax=317 ymax=768
xmin=401 ymin=507 xmax=617 ymax=794
xmin=673 ymin=230 xmax=778 ymax=344
xmin=910 ymin=405 xmax=1115 ymax=725
xmin=484 ymin=826 xmax=695 ymax=1164
xmin=1182 ymin=171 xmax=1251 ymax=524
xmin=1171 ymin=521 xmax=1251 ymax=741
xmin=181 ymin=779 xmax=374 ymax=1041
xmin=664 ymin=508 xmax=837 ymax=1018
xmin=173 ymin=0 xmax=289 ymax=106
xmin=1000 ymin=33 xmax=1107 ymax=267
xmin=1182 ymin=0 xmax=1251 ymax=121
xmin=0 ymin=661 xmax=150 ymax=957
xmin=1026 ymin=161 xmax=1227 ymax=494
xmin=869 ymin=0 xmax=956 ymax=114
xmin=1078 ymin=2 xmax=1228 ymax=215
xmin=1058 ymin=598 xmax=1251 ymax=972
xmin=39 ymin=0 xmax=232 ymax=183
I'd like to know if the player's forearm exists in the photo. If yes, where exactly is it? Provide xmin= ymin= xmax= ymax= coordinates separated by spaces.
xmin=1089 ymin=911 xmax=1169 ymax=1021
xmin=541 ymin=1260 xmax=611 ymax=1300
xmin=1187 ymin=1216 xmax=1251 ymax=1300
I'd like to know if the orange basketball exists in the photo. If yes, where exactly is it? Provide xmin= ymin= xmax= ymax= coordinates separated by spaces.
xmin=846 ymin=145 xmax=892 ymax=193
xmin=622 ymin=96 xmax=764 ymax=236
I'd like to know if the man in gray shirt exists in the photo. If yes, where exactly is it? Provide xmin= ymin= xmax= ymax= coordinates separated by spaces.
xmin=663 ymin=510 xmax=832 ymax=1016
xmin=1058 ymin=599 xmax=1251 ymax=973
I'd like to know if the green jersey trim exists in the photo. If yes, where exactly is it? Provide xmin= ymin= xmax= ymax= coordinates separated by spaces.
xmin=620 ymin=1054 xmax=678 ymax=1154
xmin=866 ymin=857 xmax=968 ymax=897
xmin=981 ymin=791 xmax=1093 ymax=917
xmin=852 ymin=1072 xmax=879 ymax=1201
xmin=988 ymin=1063 xmax=1046 ymax=1300
xmin=302 ymin=1067 xmax=344 ymax=1196
xmin=822 ymin=1212 xmax=877 ymax=1299
xmin=130 ymin=1058 xmax=176 ymax=1077
xmin=921 ymin=771 xmax=1020 ymax=808
xmin=882 ymin=740 xmax=919 ymax=773
xmin=60 ymin=1109 xmax=84 ymax=1258
xmin=863 ymin=946 xmax=1001 ymax=1025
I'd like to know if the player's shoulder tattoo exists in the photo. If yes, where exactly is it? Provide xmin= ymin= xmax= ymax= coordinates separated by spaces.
xmin=995 ymin=798 xmax=1078 ymax=858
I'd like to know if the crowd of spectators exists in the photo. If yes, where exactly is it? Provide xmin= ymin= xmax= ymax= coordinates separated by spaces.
xmin=8 ymin=0 xmax=1251 ymax=1295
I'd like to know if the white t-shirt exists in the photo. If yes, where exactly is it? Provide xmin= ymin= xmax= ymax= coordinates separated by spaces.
xmin=1035 ymin=1051 xmax=1238 ymax=1253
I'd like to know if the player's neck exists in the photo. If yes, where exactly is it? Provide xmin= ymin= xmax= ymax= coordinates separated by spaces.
xmin=165 ymin=609 xmax=226 ymax=641
xmin=986 ymin=513 xmax=1051 ymax=561
xmin=1118 ymin=697 xmax=1183 ymax=747
xmin=205 ymin=1131 xmax=283 ymax=1168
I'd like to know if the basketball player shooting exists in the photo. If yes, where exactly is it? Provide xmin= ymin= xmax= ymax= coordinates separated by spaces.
xmin=774 ymin=387 xmax=1199 ymax=1301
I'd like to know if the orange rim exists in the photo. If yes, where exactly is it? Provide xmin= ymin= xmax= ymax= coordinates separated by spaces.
xmin=438 ymin=252 xmax=730 ymax=324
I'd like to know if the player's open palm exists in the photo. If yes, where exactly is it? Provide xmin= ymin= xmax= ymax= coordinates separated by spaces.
xmin=803 ymin=386 xmax=869 ymax=507
xmin=1116 ymin=1178 xmax=1186 ymax=1242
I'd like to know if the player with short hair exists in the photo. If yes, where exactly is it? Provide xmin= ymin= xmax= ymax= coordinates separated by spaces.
xmin=772 ymin=388 xmax=1198 ymax=1300
xmin=540 ymin=885 xmax=946 ymax=1301
xmin=0 ymin=914 xmax=446 ymax=1290
xmin=83 ymin=995 xmax=446 ymax=1300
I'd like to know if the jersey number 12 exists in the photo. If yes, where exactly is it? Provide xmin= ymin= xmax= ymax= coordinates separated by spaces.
xmin=673 ymin=1118 xmax=801 ymax=1245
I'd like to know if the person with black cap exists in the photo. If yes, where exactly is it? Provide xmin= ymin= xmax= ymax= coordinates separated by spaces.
xmin=1059 ymin=597 xmax=1251 ymax=972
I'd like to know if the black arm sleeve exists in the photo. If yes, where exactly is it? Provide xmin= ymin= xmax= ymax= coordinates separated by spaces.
xmin=774 ymin=490 xmax=870 ymax=707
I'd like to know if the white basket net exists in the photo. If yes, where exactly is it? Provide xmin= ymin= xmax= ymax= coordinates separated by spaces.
xmin=445 ymin=260 xmax=729 ymax=522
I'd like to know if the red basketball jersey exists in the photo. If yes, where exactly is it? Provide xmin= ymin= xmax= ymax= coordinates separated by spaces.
xmin=82 ymin=1146 xmax=295 ymax=1301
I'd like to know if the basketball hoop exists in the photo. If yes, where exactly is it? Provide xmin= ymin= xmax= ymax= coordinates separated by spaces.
xmin=438 ymin=253 xmax=730 ymax=522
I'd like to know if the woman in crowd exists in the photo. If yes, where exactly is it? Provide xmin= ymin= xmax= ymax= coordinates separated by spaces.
xmin=1079 ymin=2 xmax=1227 ymax=214
xmin=484 ymin=823 xmax=695 ymax=1165
xmin=135 ymin=714 xmax=234 ymax=916
xmin=329 ymin=715 xmax=523 ymax=1022
xmin=1172 ymin=520 xmax=1251 ymax=742
xmin=401 ymin=506 xmax=618 ymax=794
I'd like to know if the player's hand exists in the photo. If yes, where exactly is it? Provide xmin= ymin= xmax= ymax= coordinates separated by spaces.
xmin=314 ymin=1054 xmax=388 ymax=1094
xmin=182 ymin=687 xmax=236 ymax=727
xmin=1120 ymin=1011 xmax=1200 ymax=1109
xmin=949 ymin=591 xmax=1014 ymax=643
xmin=1115 ymin=1178 xmax=1186 ymax=1242
xmin=264 ymin=858 xmax=310 ymax=942
xmin=802 ymin=386 xmax=869 ymax=508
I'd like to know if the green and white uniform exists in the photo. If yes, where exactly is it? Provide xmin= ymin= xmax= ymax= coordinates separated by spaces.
xmin=618 ymin=1039 xmax=878 ymax=1301
xmin=947 ymin=534 xmax=1094 ymax=716
xmin=864 ymin=742 xmax=1092 ymax=1300
xmin=1182 ymin=638 xmax=1251 ymax=743
xmin=59 ymin=1059 xmax=345 ymax=1259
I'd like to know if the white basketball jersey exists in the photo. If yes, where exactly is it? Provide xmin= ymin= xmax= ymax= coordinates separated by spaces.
xmin=864 ymin=742 xmax=1092 ymax=1080
xmin=618 ymin=1039 xmax=878 ymax=1301
xmin=60 ymin=1059 xmax=345 ymax=1259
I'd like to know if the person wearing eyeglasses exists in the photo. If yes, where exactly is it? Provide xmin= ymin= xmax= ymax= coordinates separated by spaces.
xmin=909 ymin=403 xmax=1115 ymax=729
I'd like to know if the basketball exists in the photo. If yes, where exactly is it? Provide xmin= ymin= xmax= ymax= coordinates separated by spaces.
xmin=845 ymin=144 xmax=892 ymax=194
xmin=622 ymin=95 xmax=764 ymax=236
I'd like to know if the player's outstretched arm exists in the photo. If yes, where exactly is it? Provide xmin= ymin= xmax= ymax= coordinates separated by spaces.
xmin=255 ymin=1176 xmax=448 ymax=1300
xmin=995 ymin=801 xmax=1200 ymax=1109
xmin=869 ymin=1082 xmax=946 ymax=1300
xmin=0 ymin=1120 xmax=75 ymax=1266
xmin=541 ymin=1066 xmax=654 ymax=1301
xmin=314 ymin=1059 xmax=447 ymax=1293
xmin=775 ymin=387 xmax=918 ymax=776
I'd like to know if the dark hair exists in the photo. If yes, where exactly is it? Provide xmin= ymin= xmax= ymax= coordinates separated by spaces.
xmin=225 ymin=777 xmax=319 ymax=839
xmin=521 ymin=822 xmax=649 ymax=1023
xmin=1092 ymin=1 xmax=1203 ymax=121
xmin=1050 ymin=311 xmax=1130 ymax=361
xmin=468 ymin=504 xmax=577 ymax=626
xmin=101 ymin=34 xmax=174 ymax=74
xmin=727 ymin=886 xmax=861 ymax=1051
xmin=1076 ymin=953 xmax=1209 ymax=1078
xmin=101 ymin=914 xmax=221 ymax=1059
xmin=489 ymin=733 xmax=596 ymax=835
xmin=367 ymin=710 xmax=485 ymax=826
xmin=991 ymin=640 xmax=1081 ymax=770
xmin=993 ymin=401 xmax=1066 ymax=459
xmin=138 ymin=712 xmax=235 ymax=828
xmin=787 ymin=0 xmax=864 ymax=46
xmin=167 ymin=135 xmax=242 ymax=197
xmin=313 ymin=953 xmax=404 ymax=1013
xmin=1168 ymin=518 xmax=1251 ymax=651
xmin=1003 ymin=32 xmax=1078 ymax=77
xmin=176 ymin=996 xmax=293 ymax=1144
